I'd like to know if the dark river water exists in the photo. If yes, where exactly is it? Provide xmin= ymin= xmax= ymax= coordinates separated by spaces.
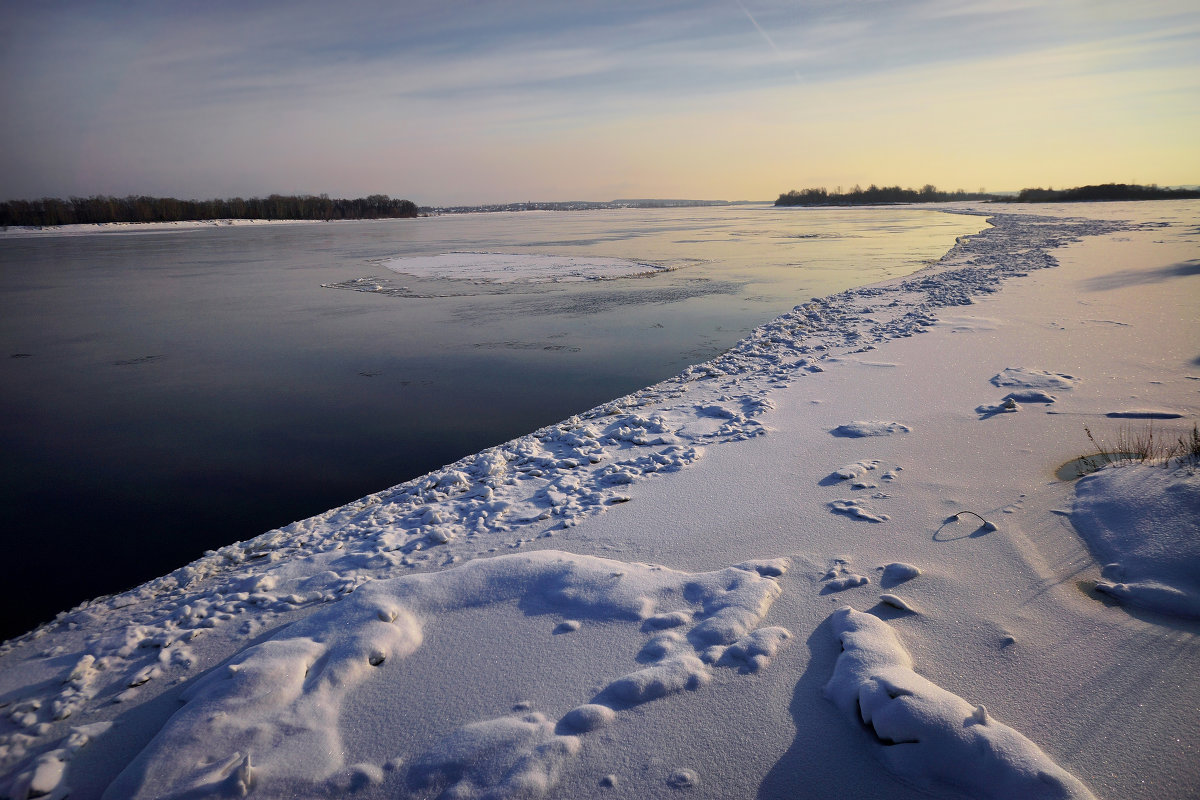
xmin=0 ymin=204 xmax=985 ymax=639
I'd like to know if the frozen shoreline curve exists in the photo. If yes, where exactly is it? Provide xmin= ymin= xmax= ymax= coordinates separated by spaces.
xmin=2 ymin=202 xmax=1197 ymax=800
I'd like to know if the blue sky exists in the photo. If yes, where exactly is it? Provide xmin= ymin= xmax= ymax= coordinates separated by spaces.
xmin=2 ymin=0 xmax=1197 ymax=204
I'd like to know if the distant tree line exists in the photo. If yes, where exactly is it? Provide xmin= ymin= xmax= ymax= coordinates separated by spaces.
xmin=1014 ymin=183 xmax=1200 ymax=202
xmin=423 ymin=199 xmax=739 ymax=214
xmin=775 ymin=184 xmax=997 ymax=206
xmin=0 ymin=194 xmax=420 ymax=227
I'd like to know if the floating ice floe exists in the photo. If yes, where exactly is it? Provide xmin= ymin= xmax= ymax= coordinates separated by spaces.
xmin=379 ymin=252 xmax=669 ymax=284
xmin=825 ymin=608 xmax=1097 ymax=800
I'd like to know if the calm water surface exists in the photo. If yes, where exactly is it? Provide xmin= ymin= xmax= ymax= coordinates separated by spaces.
xmin=0 ymin=205 xmax=985 ymax=638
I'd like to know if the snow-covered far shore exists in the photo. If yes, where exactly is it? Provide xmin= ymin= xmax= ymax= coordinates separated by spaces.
xmin=1 ymin=201 xmax=1197 ymax=800
xmin=0 ymin=218 xmax=327 ymax=237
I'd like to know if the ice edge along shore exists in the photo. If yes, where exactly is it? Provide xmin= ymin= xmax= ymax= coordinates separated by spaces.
xmin=9 ymin=211 xmax=1122 ymax=650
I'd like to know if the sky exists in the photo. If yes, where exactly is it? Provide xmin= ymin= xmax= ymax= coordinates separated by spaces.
xmin=2 ymin=0 xmax=1198 ymax=205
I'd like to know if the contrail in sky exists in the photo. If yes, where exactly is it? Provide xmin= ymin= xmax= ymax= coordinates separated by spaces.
xmin=732 ymin=0 xmax=802 ymax=82
xmin=733 ymin=0 xmax=784 ymax=56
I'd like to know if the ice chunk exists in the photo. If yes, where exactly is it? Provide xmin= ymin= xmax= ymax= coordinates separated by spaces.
xmin=558 ymin=704 xmax=617 ymax=733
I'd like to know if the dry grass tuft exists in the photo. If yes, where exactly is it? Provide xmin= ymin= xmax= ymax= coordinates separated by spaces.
xmin=1078 ymin=422 xmax=1200 ymax=475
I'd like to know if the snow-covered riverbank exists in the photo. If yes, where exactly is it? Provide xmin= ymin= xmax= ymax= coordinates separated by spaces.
xmin=2 ymin=201 xmax=1197 ymax=800
xmin=0 ymin=219 xmax=326 ymax=237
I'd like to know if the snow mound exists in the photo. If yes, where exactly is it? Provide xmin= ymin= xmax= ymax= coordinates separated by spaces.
xmin=104 ymin=551 xmax=790 ymax=800
xmin=380 ymin=252 xmax=667 ymax=283
xmin=990 ymin=367 xmax=1076 ymax=391
xmin=880 ymin=562 xmax=921 ymax=587
xmin=878 ymin=593 xmax=917 ymax=613
xmin=830 ymin=421 xmax=911 ymax=438
xmin=1071 ymin=463 xmax=1200 ymax=617
xmin=824 ymin=608 xmax=1096 ymax=800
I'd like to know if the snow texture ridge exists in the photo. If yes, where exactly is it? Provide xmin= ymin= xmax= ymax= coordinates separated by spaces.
xmin=103 ymin=551 xmax=790 ymax=799
xmin=824 ymin=608 xmax=1097 ymax=800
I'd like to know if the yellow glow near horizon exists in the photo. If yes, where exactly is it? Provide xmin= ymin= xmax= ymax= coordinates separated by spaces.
xmin=448 ymin=45 xmax=1200 ymax=202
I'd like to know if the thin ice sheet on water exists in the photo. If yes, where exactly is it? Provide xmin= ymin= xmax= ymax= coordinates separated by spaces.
xmin=379 ymin=252 xmax=668 ymax=283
